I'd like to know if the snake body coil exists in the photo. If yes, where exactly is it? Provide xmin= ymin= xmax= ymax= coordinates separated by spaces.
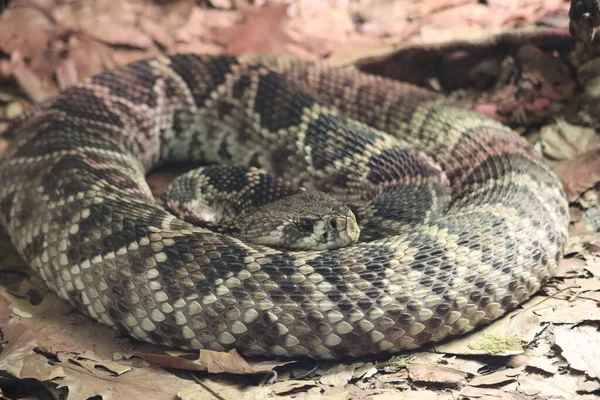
xmin=0 ymin=55 xmax=569 ymax=358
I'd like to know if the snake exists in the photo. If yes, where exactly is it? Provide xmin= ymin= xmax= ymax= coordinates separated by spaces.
xmin=162 ymin=165 xmax=364 ymax=251
xmin=0 ymin=54 xmax=569 ymax=359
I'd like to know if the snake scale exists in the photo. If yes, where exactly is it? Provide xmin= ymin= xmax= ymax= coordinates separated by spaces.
xmin=0 ymin=54 xmax=569 ymax=359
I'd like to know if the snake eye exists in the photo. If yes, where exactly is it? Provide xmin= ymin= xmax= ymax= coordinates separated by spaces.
xmin=297 ymin=218 xmax=313 ymax=232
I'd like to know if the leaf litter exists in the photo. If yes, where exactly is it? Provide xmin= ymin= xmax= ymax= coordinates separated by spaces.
xmin=2 ymin=0 xmax=600 ymax=399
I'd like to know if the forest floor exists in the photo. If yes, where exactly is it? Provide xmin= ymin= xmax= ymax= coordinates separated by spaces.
xmin=1 ymin=0 xmax=600 ymax=399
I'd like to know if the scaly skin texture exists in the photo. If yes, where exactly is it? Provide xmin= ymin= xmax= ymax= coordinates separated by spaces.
xmin=0 ymin=55 xmax=569 ymax=359
xmin=162 ymin=165 xmax=361 ymax=251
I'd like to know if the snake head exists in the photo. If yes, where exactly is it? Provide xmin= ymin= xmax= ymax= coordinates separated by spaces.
xmin=236 ymin=191 xmax=360 ymax=250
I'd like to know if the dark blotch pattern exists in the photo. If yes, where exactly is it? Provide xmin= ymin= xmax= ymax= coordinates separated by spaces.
xmin=253 ymin=70 xmax=314 ymax=132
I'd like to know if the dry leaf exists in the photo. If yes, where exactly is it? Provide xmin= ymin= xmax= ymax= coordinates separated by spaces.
xmin=318 ymin=363 xmax=356 ymax=386
xmin=1 ymin=277 xmax=73 ymax=320
xmin=178 ymin=377 xmax=272 ymax=400
xmin=270 ymin=380 xmax=319 ymax=395
xmin=555 ymin=149 xmax=600 ymax=201
xmin=280 ymin=385 xmax=351 ymax=400
xmin=57 ymin=350 xmax=133 ymax=376
xmin=211 ymin=2 xmax=296 ymax=56
xmin=468 ymin=367 xmax=523 ymax=387
xmin=539 ymin=118 xmax=600 ymax=200
xmin=378 ymin=370 xmax=410 ymax=383
xmin=10 ymin=52 xmax=54 ymax=102
xmin=199 ymin=348 xmax=292 ymax=374
xmin=541 ymin=119 xmax=600 ymax=163
xmin=555 ymin=277 xmax=600 ymax=295
xmin=0 ymin=294 xmax=196 ymax=399
xmin=526 ymin=356 xmax=559 ymax=374
xmin=135 ymin=344 xmax=291 ymax=374
xmin=83 ymin=16 xmax=154 ymax=49
xmin=578 ymin=377 xmax=600 ymax=393
xmin=555 ymin=256 xmax=587 ymax=277
xmin=535 ymin=299 xmax=600 ymax=323
xmin=0 ymin=5 xmax=54 ymax=58
xmin=371 ymin=389 xmax=452 ymax=400
xmin=410 ymin=351 xmax=446 ymax=365
xmin=407 ymin=364 xmax=468 ymax=388
xmin=554 ymin=325 xmax=600 ymax=378
xmin=54 ymin=57 xmax=79 ymax=90
xmin=353 ymin=362 xmax=378 ymax=380
xmin=442 ymin=356 xmax=487 ymax=375
xmin=5 ymin=352 xmax=65 ymax=382
xmin=139 ymin=19 xmax=175 ymax=49
xmin=517 ymin=371 xmax=582 ymax=398
xmin=459 ymin=386 xmax=520 ymax=399
xmin=57 ymin=360 xmax=197 ymax=400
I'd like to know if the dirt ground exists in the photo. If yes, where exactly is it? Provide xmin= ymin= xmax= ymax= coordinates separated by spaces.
xmin=1 ymin=0 xmax=600 ymax=399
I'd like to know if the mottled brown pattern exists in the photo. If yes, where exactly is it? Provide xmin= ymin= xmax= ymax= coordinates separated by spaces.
xmin=0 ymin=54 xmax=568 ymax=359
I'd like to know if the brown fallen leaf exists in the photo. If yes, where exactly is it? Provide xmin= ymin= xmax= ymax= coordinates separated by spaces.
xmin=57 ymin=358 xmax=198 ymax=400
xmin=526 ymin=356 xmax=559 ymax=374
xmin=583 ymin=250 xmax=600 ymax=277
xmin=377 ymin=369 xmax=410 ymax=383
xmin=539 ymin=118 xmax=600 ymax=200
xmin=555 ymin=277 xmax=600 ymax=296
xmin=211 ymin=2 xmax=298 ymax=56
xmin=468 ymin=367 xmax=524 ymax=387
xmin=270 ymin=380 xmax=319 ymax=395
xmin=1 ymin=275 xmax=73 ymax=320
xmin=371 ymin=389 xmax=452 ymax=400
xmin=410 ymin=351 xmax=446 ymax=365
xmin=353 ymin=362 xmax=378 ymax=380
xmin=139 ymin=18 xmax=175 ymax=49
xmin=0 ymin=293 xmax=197 ymax=399
xmin=318 ymin=363 xmax=356 ymax=386
xmin=82 ymin=16 xmax=154 ymax=49
xmin=578 ymin=377 xmax=600 ymax=393
xmin=177 ymin=377 xmax=272 ymax=400
xmin=311 ymin=386 xmax=352 ymax=400
xmin=57 ymin=350 xmax=133 ymax=376
xmin=441 ymin=356 xmax=488 ymax=375
xmin=54 ymin=57 xmax=80 ymax=90
xmin=540 ymin=119 xmax=600 ymax=161
xmin=0 ymin=318 xmax=58 ymax=381
xmin=134 ymin=343 xmax=292 ymax=374
xmin=555 ymin=256 xmax=587 ymax=278
xmin=555 ymin=149 xmax=600 ymax=201
xmin=0 ymin=4 xmax=54 ymax=59
xmin=407 ymin=363 xmax=468 ymax=388
xmin=8 ymin=352 xmax=66 ymax=383
xmin=554 ymin=325 xmax=600 ymax=378
xmin=459 ymin=386 xmax=521 ymax=399
xmin=517 ymin=370 xmax=582 ymax=398
xmin=10 ymin=52 xmax=55 ymax=103
xmin=535 ymin=299 xmax=600 ymax=323
xmin=65 ymin=36 xmax=115 ymax=83
xmin=0 ymin=296 xmax=74 ymax=376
